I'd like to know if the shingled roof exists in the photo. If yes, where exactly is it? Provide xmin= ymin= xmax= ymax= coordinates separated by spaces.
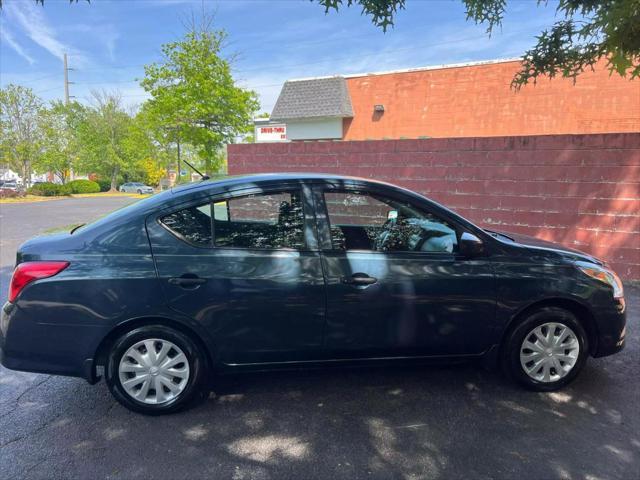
xmin=270 ymin=76 xmax=353 ymax=121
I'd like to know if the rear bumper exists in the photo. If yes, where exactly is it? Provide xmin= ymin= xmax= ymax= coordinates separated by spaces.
xmin=0 ymin=301 xmax=103 ymax=382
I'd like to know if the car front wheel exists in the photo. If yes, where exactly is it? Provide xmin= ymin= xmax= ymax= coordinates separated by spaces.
xmin=105 ymin=325 xmax=207 ymax=414
xmin=503 ymin=307 xmax=588 ymax=391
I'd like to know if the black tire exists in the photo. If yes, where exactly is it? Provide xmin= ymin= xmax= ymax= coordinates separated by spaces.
xmin=105 ymin=325 xmax=207 ymax=415
xmin=502 ymin=307 xmax=589 ymax=391
xmin=137 ymin=189 xmax=142 ymax=194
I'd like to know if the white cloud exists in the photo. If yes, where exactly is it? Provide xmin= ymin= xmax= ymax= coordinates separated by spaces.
xmin=0 ymin=27 xmax=35 ymax=65
xmin=5 ymin=1 xmax=88 ymax=66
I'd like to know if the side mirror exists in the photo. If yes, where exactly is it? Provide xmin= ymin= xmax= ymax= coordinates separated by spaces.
xmin=459 ymin=232 xmax=484 ymax=257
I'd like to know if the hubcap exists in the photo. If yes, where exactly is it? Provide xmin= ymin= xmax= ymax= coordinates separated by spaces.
xmin=118 ymin=339 xmax=190 ymax=405
xmin=520 ymin=322 xmax=579 ymax=383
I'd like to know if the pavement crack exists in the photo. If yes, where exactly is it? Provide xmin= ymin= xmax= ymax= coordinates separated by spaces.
xmin=0 ymin=375 xmax=53 ymax=421
xmin=8 ymin=456 xmax=49 ymax=480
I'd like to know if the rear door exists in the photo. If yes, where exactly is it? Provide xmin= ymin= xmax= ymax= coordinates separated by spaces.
xmin=146 ymin=183 xmax=326 ymax=365
xmin=313 ymin=183 xmax=496 ymax=358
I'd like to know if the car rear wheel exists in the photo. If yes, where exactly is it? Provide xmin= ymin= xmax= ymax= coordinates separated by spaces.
xmin=105 ymin=325 xmax=207 ymax=414
xmin=137 ymin=189 xmax=142 ymax=194
xmin=503 ymin=307 xmax=588 ymax=391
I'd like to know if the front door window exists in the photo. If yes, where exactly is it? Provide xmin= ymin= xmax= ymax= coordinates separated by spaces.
xmin=324 ymin=191 xmax=458 ymax=254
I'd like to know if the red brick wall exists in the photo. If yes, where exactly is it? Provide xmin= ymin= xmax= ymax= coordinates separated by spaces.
xmin=228 ymin=133 xmax=640 ymax=280
xmin=342 ymin=59 xmax=640 ymax=140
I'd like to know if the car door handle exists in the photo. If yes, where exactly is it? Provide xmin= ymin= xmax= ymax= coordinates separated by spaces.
xmin=168 ymin=275 xmax=207 ymax=288
xmin=342 ymin=273 xmax=378 ymax=286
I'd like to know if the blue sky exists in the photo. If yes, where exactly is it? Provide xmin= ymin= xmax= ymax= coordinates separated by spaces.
xmin=1 ymin=0 xmax=561 ymax=112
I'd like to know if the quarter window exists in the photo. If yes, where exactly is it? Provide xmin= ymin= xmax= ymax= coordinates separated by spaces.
xmin=161 ymin=203 xmax=213 ymax=247
xmin=324 ymin=191 xmax=458 ymax=253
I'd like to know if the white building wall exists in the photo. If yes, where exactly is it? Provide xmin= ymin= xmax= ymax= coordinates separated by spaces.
xmin=286 ymin=117 xmax=343 ymax=140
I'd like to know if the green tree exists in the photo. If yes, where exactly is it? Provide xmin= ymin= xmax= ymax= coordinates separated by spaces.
xmin=0 ymin=84 xmax=43 ymax=186
xmin=77 ymin=91 xmax=133 ymax=191
xmin=140 ymin=19 xmax=259 ymax=175
xmin=121 ymin=109 xmax=172 ymax=184
xmin=314 ymin=0 xmax=639 ymax=86
xmin=34 ymin=101 xmax=84 ymax=184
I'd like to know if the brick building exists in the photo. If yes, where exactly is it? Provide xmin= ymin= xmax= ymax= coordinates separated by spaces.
xmin=265 ymin=58 xmax=639 ymax=141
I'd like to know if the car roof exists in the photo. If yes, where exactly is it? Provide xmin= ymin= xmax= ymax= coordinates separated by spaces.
xmin=171 ymin=173 xmax=399 ymax=196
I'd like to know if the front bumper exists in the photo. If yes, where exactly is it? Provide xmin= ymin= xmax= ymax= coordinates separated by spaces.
xmin=592 ymin=297 xmax=627 ymax=358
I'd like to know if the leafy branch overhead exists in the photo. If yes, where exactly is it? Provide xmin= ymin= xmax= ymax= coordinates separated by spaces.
xmin=314 ymin=0 xmax=640 ymax=87
xmin=13 ymin=0 xmax=639 ymax=87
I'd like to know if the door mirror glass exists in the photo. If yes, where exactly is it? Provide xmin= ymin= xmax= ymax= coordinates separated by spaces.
xmin=459 ymin=232 xmax=484 ymax=257
xmin=387 ymin=209 xmax=398 ymax=220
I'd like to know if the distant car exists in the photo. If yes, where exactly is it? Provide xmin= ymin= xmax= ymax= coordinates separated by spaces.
xmin=0 ymin=174 xmax=627 ymax=414
xmin=0 ymin=181 xmax=18 ymax=191
xmin=119 ymin=182 xmax=154 ymax=194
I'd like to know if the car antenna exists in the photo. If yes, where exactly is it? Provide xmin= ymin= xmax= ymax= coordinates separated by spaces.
xmin=180 ymin=158 xmax=210 ymax=181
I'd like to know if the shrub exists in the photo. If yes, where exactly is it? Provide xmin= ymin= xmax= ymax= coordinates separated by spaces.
xmin=59 ymin=183 xmax=73 ymax=196
xmin=96 ymin=179 xmax=112 ymax=192
xmin=65 ymin=179 xmax=101 ymax=194
xmin=27 ymin=182 xmax=63 ymax=196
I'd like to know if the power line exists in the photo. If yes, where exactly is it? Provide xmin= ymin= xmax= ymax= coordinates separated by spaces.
xmin=34 ymin=86 xmax=60 ymax=94
xmin=12 ymin=73 xmax=60 ymax=85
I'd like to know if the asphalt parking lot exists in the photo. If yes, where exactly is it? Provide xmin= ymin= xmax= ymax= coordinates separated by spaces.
xmin=0 ymin=197 xmax=638 ymax=480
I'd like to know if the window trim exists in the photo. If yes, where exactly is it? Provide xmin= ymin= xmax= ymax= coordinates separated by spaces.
xmin=317 ymin=186 xmax=462 ymax=257
xmin=158 ymin=185 xmax=314 ymax=252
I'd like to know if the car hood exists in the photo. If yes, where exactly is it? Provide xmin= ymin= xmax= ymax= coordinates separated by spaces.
xmin=491 ymin=230 xmax=605 ymax=266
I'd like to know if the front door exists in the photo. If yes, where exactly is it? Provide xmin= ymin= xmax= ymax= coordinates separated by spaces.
xmin=314 ymin=185 xmax=496 ymax=358
xmin=147 ymin=185 xmax=326 ymax=365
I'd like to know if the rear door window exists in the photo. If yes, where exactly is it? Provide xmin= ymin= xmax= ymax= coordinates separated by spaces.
xmin=160 ymin=189 xmax=305 ymax=250
xmin=213 ymin=190 xmax=305 ymax=249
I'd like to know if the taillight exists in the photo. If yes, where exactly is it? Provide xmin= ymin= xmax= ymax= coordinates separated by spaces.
xmin=8 ymin=261 xmax=70 ymax=303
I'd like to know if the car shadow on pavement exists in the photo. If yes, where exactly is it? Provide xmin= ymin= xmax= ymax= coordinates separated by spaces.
xmin=1 ymin=359 xmax=638 ymax=480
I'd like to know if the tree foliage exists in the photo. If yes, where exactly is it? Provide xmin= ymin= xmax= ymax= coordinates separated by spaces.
xmin=0 ymin=84 xmax=43 ymax=185
xmin=35 ymin=101 xmax=84 ymax=183
xmin=314 ymin=0 xmax=640 ymax=86
xmin=140 ymin=18 xmax=259 ymax=175
xmin=76 ymin=91 xmax=133 ymax=191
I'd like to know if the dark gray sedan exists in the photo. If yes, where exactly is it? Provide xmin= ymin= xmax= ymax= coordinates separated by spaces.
xmin=0 ymin=174 xmax=626 ymax=414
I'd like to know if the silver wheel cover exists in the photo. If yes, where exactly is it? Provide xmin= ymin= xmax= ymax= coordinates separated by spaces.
xmin=520 ymin=322 xmax=580 ymax=383
xmin=118 ymin=338 xmax=190 ymax=405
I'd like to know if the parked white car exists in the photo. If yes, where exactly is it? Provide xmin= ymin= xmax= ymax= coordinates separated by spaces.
xmin=119 ymin=182 xmax=154 ymax=194
xmin=0 ymin=180 xmax=19 ymax=191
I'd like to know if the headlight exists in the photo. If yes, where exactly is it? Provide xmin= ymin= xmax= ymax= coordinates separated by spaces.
xmin=576 ymin=261 xmax=624 ymax=298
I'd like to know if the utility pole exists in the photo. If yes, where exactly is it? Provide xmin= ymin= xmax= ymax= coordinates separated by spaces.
xmin=63 ymin=53 xmax=75 ymax=105
xmin=63 ymin=53 xmax=75 ymax=181
xmin=177 ymin=135 xmax=182 ymax=183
